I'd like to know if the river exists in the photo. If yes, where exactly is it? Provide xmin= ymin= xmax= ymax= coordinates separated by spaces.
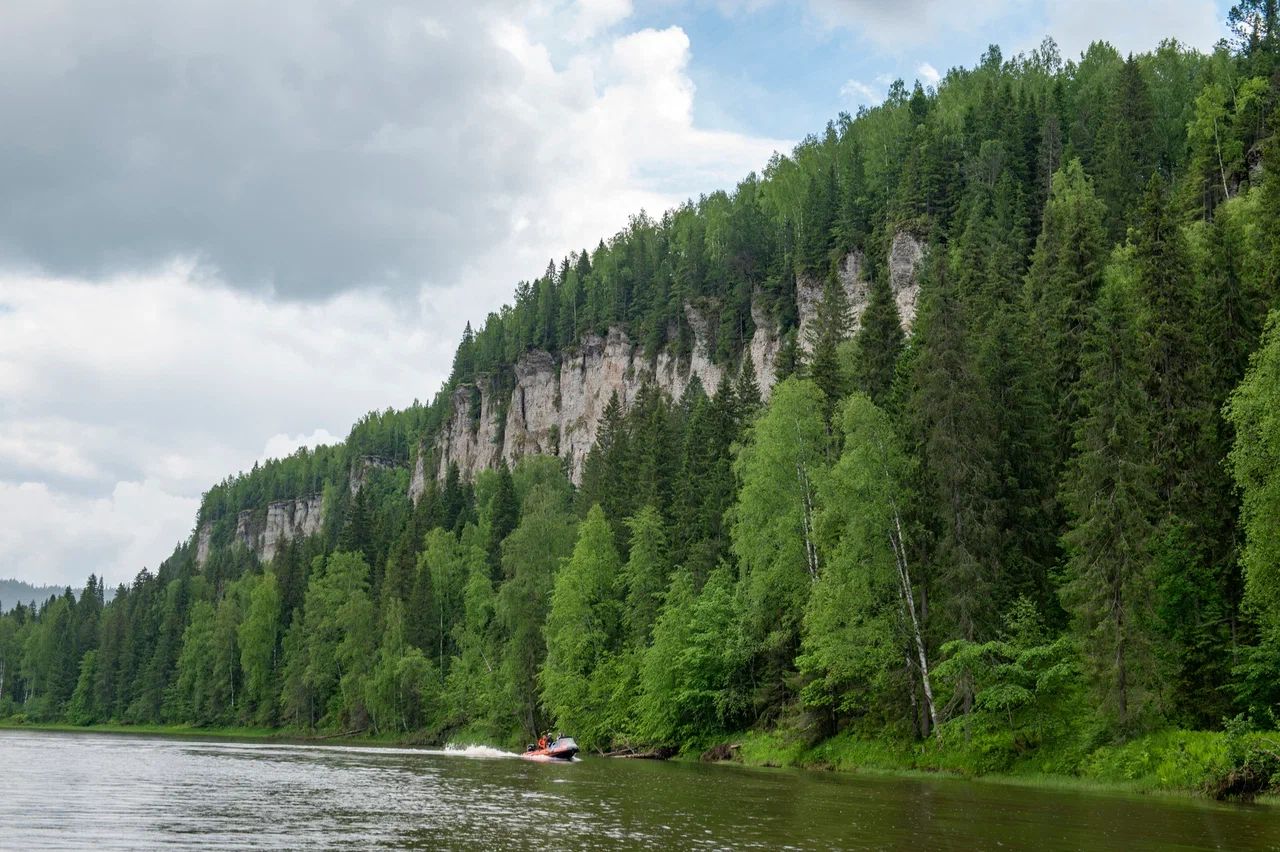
xmin=0 ymin=729 xmax=1276 ymax=850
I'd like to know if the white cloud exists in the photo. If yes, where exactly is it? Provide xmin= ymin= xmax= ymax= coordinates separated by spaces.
xmin=804 ymin=0 xmax=1016 ymax=48
xmin=259 ymin=430 xmax=343 ymax=465
xmin=0 ymin=7 xmax=788 ymax=588
xmin=567 ymin=0 xmax=634 ymax=40
xmin=0 ymin=480 xmax=199 ymax=589
xmin=0 ymin=268 xmax=444 ymax=585
xmin=1042 ymin=0 xmax=1224 ymax=59
xmin=840 ymin=78 xmax=879 ymax=106
xmin=917 ymin=62 xmax=941 ymax=85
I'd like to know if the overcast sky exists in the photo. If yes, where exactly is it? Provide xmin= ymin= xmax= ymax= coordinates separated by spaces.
xmin=0 ymin=0 xmax=1230 ymax=589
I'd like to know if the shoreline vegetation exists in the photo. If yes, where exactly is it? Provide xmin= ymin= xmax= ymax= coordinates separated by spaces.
xmin=4 ymin=717 xmax=1277 ymax=804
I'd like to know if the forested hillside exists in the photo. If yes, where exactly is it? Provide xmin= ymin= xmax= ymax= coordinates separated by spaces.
xmin=4 ymin=4 xmax=1280 ymax=781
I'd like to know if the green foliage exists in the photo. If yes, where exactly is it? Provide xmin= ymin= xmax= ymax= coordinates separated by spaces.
xmin=1228 ymin=312 xmax=1280 ymax=628
xmin=934 ymin=598 xmax=1084 ymax=772
xmin=7 ymin=11 xmax=1280 ymax=773
xmin=1059 ymin=280 xmax=1160 ymax=732
xmin=636 ymin=568 xmax=744 ymax=745
xmin=798 ymin=395 xmax=908 ymax=726
xmin=732 ymin=379 xmax=829 ymax=706
xmin=541 ymin=506 xmax=624 ymax=747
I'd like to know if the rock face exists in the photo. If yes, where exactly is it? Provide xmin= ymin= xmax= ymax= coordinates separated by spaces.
xmin=350 ymin=455 xmax=399 ymax=496
xmin=796 ymin=250 xmax=870 ymax=349
xmin=195 ymin=521 xmax=213 ymax=569
xmin=432 ymin=236 xmax=925 ymax=486
xmin=889 ymin=231 xmax=924 ymax=330
xmin=409 ymin=442 xmax=430 ymax=503
xmin=442 ymin=322 xmax=726 ymax=484
xmin=228 ymin=494 xmax=324 ymax=564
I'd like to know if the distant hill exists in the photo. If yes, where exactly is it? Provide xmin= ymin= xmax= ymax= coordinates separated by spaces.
xmin=0 ymin=578 xmax=76 ymax=611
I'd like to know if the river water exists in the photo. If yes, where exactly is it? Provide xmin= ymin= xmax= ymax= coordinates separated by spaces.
xmin=1 ymin=729 xmax=1276 ymax=850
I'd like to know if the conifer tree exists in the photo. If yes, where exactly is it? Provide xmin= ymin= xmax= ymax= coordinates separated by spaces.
xmin=804 ymin=275 xmax=853 ymax=421
xmin=486 ymin=460 xmax=519 ymax=578
xmin=1025 ymin=159 xmax=1108 ymax=472
xmin=1060 ymin=283 xmax=1160 ymax=731
xmin=907 ymin=254 xmax=1000 ymax=653
xmin=1097 ymin=56 xmax=1158 ymax=239
xmin=736 ymin=357 xmax=763 ymax=414
xmin=853 ymin=273 xmax=904 ymax=406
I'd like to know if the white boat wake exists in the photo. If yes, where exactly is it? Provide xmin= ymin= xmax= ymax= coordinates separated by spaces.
xmin=438 ymin=743 xmax=516 ymax=759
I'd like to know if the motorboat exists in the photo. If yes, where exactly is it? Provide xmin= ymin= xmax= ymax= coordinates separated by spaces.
xmin=520 ymin=736 xmax=580 ymax=762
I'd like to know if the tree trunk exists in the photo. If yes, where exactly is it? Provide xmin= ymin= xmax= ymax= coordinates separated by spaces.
xmin=889 ymin=507 xmax=941 ymax=741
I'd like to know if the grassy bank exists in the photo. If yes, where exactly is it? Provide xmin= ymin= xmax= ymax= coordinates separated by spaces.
xmin=732 ymin=726 xmax=1280 ymax=801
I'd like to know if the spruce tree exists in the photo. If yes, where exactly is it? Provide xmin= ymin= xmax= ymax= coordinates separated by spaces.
xmin=1096 ymin=56 xmax=1158 ymax=239
xmin=804 ymin=274 xmax=853 ymax=422
xmin=486 ymin=460 xmax=519 ymax=579
xmin=853 ymin=273 xmax=904 ymax=406
xmin=1025 ymin=158 xmax=1108 ymax=473
xmin=737 ymin=356 xmax=763 ymax=414
xmin=1060 ymin=283 xmax=1160 ymax=732
xmin=907 ymin=253 xmax=1000 ymax=654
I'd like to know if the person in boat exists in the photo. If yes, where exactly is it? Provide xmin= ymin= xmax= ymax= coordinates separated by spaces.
xmin=537 ymin=734 xmax=548 ymax=750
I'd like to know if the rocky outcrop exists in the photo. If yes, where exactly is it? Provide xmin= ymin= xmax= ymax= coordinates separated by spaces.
xmin=796 ymin=250 xmax=870 ymax=349
xmin=228 ymin=494 xmax=324 ymax=563
xmin=889 ymin=231 xmax=924 ymax=330
xmin=436 ymin=383 xmax=504 ymax=481
xmin=440 ymin=312 xmax=731 ymax=483
xmin=409 ymin=442 xmax=430 ymax=503
xmin=195 ymin=521 xmax=213 ymax=568
xmin=350 ymin=455 xmax=399 ymax=495
xmin=434 ymin=234 xmax=924 ymax=485
xmin=748 ymin=295 xmax=779 ymax=400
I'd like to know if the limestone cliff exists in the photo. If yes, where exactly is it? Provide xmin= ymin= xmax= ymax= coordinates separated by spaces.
xmin=889 ymin=231 xmax=924 ymax=330
xmin=432 ymin=238 xmax=924 ymax=487
xmin=224 ymin=494 xmax=325 ymax=565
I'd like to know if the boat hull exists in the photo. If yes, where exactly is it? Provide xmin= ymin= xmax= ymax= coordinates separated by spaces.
xmin=520 ymin=738 xmax=580 ymax=762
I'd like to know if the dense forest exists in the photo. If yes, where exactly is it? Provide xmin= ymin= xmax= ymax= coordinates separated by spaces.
xmin=5 ymin=3 xmax=1280 ymax=780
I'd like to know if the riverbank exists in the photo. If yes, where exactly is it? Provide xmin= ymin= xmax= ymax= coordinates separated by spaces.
xmin=730 ymin=726 xmax=1280 ymax=803
xmin=5 ymin=717 xmax=1277 ymax=803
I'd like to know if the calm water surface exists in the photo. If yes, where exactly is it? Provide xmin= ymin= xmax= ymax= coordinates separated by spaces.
xmin=1 ymin=728 xmax=1276 ymax=850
